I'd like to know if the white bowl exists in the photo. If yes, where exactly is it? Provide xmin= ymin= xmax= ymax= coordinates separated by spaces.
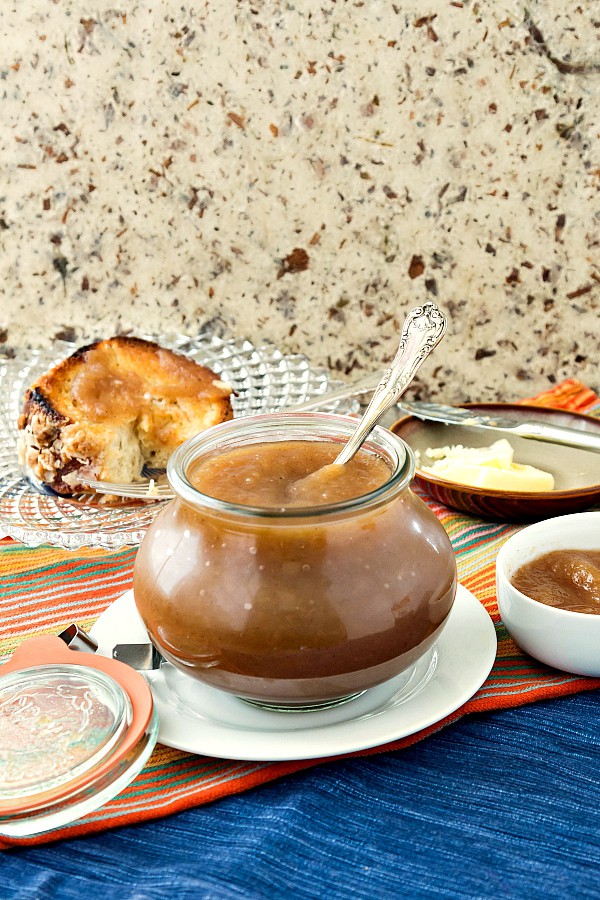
xmin=496 ymin=511 xmax=600 ymax=677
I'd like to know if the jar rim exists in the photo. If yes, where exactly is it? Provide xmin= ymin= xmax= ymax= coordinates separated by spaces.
xmin=167 ymin=412 xmax=415 ymax=519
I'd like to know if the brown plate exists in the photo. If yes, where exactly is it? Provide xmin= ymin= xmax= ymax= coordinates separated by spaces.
xmin=392 ymin=403 xmax=600 ymax=522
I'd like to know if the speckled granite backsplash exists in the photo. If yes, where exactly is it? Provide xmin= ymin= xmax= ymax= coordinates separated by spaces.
xmin=0 ymin=1 xmax=598 ymax=401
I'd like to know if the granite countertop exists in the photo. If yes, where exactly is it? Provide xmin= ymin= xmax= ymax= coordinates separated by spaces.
xmin=0 ymin=1 xmax=598 ymax=402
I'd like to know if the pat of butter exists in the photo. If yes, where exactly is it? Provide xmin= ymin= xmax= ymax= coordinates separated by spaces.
xmin=420 ymin=439 xmax=554 ymax=492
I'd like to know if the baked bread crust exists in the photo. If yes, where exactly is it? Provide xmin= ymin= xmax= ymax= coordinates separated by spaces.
xmin=18 ymin=336 xmax=233 ymax=495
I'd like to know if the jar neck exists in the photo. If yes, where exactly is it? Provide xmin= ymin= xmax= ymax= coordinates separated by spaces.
xmin=167 ymin=412 xmax=415 ymax=520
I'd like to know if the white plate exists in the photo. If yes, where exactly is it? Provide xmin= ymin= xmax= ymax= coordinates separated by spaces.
xmin=90 ymin=584 xmax=496 ymax=761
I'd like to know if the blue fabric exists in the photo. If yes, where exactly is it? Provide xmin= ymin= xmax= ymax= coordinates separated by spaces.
xmin=3 ymin=692 xmax=600 ymax=900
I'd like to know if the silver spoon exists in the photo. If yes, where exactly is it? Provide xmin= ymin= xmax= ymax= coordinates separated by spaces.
xmin=288 ymin=303 xmax=447 ymax=498
xmin=335 ymin=302 xmax=446 ymax=464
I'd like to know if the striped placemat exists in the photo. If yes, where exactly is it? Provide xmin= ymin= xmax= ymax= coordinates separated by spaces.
xmin=1 ymin=379 xmax=599 ymax=847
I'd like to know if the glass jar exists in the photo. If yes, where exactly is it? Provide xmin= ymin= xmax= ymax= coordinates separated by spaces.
xmin=133 ymin=413 xmax=457 ymax=708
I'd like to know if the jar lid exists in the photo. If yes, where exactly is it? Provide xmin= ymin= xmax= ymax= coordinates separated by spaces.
xmin=0 ymin=635 xmax=158 ymax=838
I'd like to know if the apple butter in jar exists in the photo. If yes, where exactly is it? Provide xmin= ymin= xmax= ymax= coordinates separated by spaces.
xmin=133 ymin=413 xmax=457 ymax=707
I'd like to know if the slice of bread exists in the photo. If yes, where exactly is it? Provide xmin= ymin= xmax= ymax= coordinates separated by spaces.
xmin=18 ymin=336 xmax=233 ymax=495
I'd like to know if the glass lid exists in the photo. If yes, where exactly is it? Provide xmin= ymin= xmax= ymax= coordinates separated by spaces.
xmin=0 ymin=665 xmax=131 ymax=800
xmin=0 ymin=635 xmax=158 ymax=838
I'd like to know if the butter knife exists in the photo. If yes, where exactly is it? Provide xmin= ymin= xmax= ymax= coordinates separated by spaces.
xmin=398 ymin=401 xmax=600 ymax=454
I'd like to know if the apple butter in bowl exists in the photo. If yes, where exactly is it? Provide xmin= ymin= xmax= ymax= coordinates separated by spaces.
xmin=133 ymin=413 xmax=457 ymax=709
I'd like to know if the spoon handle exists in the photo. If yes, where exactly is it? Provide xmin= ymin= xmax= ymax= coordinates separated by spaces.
xmin=334 ymin=303 xmax=447 ymax=465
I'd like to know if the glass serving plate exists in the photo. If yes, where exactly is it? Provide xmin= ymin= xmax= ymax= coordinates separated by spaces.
xmin=0 ymin=332 xmax=348 ymax=550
